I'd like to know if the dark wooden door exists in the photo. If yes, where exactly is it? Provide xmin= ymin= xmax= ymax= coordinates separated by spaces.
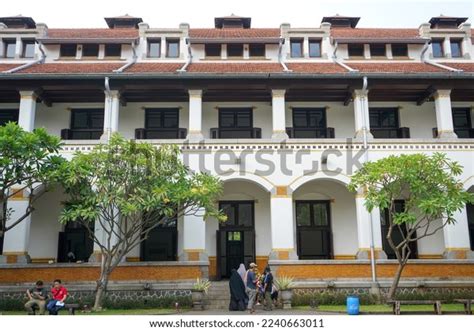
xmin=57 ymin=223 xmax=93 ymax=262
xmin=296 ymin=201 xmax=332 ymax=259
xmin=467 ymin=203 xmax=474 ymax=251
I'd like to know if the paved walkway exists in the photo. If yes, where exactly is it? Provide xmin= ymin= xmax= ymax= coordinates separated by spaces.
xmin=182 ymin=306 xmax=341 ymax=315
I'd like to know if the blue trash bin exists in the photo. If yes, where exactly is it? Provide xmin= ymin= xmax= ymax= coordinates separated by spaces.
xmin=346 ymin=296 xmax=360 ymax=315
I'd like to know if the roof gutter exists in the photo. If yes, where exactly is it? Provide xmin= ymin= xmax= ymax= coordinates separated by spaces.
xmin=113 ymin=40 xmax=138 ymax=73
xmin=332 ymin=41 xmax=357 ymax=72
xmin=278 ymin=38 xmax=291 ymax=72
xmin=421 ymin=41 xmax=462 ymax=72
xmin=3 ymin=41 xmax=46 ymax=74
xmin=177 ymin=38 xmax=192 ymax=72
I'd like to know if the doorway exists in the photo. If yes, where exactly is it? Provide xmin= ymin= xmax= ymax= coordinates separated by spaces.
xmin=216 ymin=201 xmax=255 ymax=279
xmin=141 ymin=217 xmax=177 ymax=261
xmin=57 ymin=221 xmax=94 ymax=263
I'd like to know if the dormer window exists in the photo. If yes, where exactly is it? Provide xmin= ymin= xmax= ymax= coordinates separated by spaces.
xmin=60 ymin=44 xmax=77 ymax=57
xmin=392 ymin=44 xmax=408 ymax=57
xmin=22 ymin=40 xmax=35 ymax=58
xmin=290 ymin=39 xmax=303 ymax=58
xmin=166 ymin=39 xmax=180 ymax=58
xmin=370 ymin=44 xmax=386 ymax=57
xmin=205 ymin=44 xmax=221 ymax=57
xmin=227 ymin=44 xmax=243 ymax=57
xmin=249 ymin=44 xmax=265 ymax=57
xmin=147 ymin=39 xmax=161 ymax=58
xmin=450 ymin=39 xmax=462 ymax=58
xmin=104 ymin=44 xmax=121 ymax=57
xmin=82 ymin=44 xmax=99 ymax=57
xmin=3 ymin=39 xmax=16 ymax=58
xmin=309 ymin=39 xmax=321 ymax=58
xmin=348 ymin=44 xmax=364 ymax=57
xmin=432 ymin=39 xmax=444 ymax=58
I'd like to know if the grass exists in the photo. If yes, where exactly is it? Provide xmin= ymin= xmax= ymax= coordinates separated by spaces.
xmin=0 ymin=308 xmax=187 ymax=315
xmin=304 ymin=303 xmax=470 ymax=314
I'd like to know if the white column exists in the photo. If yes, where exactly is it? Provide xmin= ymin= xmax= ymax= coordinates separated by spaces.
xmin=1 ymin=191 xmax=32 ymax=263
xmin=443 ymin=37 xmax=451 ymax=58
xmin=18 ymin=90 xmax=38 ymax=132
xmin=434 ymin=89 xmax=457 ymax=138
xmin=101 ymin=90 xmax=120 ymax=140
xmin=160 ymin=37 xmax=167 ymax=58
xmin=443 ymin=207 xmax=473 ymax=259
xmin=303 ymin=37 xmax=309 ymax=58
xmin=353 ymin=89 xmax=373 ymax=139
xmin=269 ymin=190 xmax=297 ymax=260
xmin=187 ymin=89 xmax=204 ymax=141
xmin=181 ymin=210 xmax=207 ymax=261
xmin=355 ymin=194 xmax=386 ymax=259
xmin=14 ymin=37 xmax=22 ymax=59
xmin=271 ymin=89 xmax=288 ymax=139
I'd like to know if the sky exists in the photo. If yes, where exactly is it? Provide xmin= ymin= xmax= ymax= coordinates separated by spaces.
xmin=2 ymin=0 xmax=473 ymax=28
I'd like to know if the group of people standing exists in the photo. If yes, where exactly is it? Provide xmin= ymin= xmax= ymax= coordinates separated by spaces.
xmin=24 ymin=279 xmax=68 ymax=315
xmin=229 ymin=262 xmax=278 ymax=313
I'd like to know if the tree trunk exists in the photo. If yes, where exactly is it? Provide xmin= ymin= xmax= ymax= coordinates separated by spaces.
xmin=93 ymin=269 xmax=110 ymax=310
xmin=388 ymin=260 xmax=407 ymax=299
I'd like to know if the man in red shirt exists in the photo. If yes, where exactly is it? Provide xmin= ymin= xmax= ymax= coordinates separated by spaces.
xmin=46 ymin=279 xmax=68 ymax=315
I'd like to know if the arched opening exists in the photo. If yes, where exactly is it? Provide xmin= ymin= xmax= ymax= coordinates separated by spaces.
xmin=292 ymin=178 xmax=357 ymax=260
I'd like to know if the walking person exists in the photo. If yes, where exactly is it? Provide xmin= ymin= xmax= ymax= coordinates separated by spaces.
xmin=263 ymin=266 xmax=274 ymax=311
xmin=46 ymin=279 xmax=68 ymax=315
xmin=24 ymin=280 xmax=48 ymax=315
xmin=246 ymin=262 xmax=258 ymax=313
xmin=229 ymin=269 xmax=248 ymax=311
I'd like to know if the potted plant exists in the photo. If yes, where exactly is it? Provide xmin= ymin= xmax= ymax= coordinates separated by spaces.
xmin=191 ymin=278 xmax=211 ymax=310
xmin=274 ymin=276 xmax=294 ymax=309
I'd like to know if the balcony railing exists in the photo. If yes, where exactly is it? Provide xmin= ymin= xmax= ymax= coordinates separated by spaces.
xmin=135 ymin=128 xmax=187 ymax=139
xmin=371 ymin=127 xmax=410 ymax=139
xmin=286 ymin=127 xmax=335 ymax=138
xmin=61 ymin=129 xmax=102 ymax=140
xmin=432 ymin=127 xmax=474 ymax=138
xmin=210 ymin=127 xmax=262 ymax=139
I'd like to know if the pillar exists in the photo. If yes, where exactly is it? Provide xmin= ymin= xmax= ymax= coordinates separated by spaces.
xmin=269 ymin=187 xmax=297 ymax=260
xmin=0 ymin=189 xmax=32 ymax=263
xmin=271 ymin=89 xmax=288 ymax=139
xmin=353 ymin=89 xmax=373 ymax=139
xmin=434 ymin=89 xmax=457 ymax=138
xmin=18 ymin=90 xmax=38 ymax=132
xmin=443 ymin=207 xmax=473 ymax=259
xmin=101 ymin=90 xmax=120 ymax=140
xmin=180 ymin=209 xmax=207 ymax=261
xmin=355 ymin=192 xmax=386 ymax=259
xmin=187 ymin=89 xmax=204 ymax=141
xmin=443 ymin=37 xmax=451 ymax=58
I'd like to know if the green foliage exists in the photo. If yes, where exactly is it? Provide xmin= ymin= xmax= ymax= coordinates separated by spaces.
xmin=274 ymin=276 xmax=295 ymax=290
xmin=192 ymin=278 xmax=211 ymax=293
xmin=348 ymin=153 xmax=473 ymax=225
xmin=0 ymin=122 xmax=65 ymax=234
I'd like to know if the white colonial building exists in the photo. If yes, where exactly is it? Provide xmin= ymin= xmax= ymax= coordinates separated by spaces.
xmin=0 ymin=14 xmax=473 ymax=289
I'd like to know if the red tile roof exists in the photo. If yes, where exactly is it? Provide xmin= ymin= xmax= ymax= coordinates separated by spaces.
xmin=125 ymin=62 xmax=184 ymax=73
xmin=441 ymin=63 xmax=474 ymax=72
xmin=189 ymin=28 xmax=280 ymax=39
xmin=349 ymin=62 xmax=448 ymax=73
xmin=0 ymin=63 xmax=26 ymax=72
xmin=332 ymin=28 xmax=422 ymax=40
xmin=186 ymin=62 xmax=283 ymax=73
xmin=286 ymin=63 xmax=349 ymax=73
xmin=45 ymin=28 xmax=138 ymax=39
xmin=14 ymin=63 xmax=124 ymax=74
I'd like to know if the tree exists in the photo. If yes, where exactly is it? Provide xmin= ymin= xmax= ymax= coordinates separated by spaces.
xmin=60 ymin=135 xmax=224 ymax=310
xmin=348 ymin=153 xmax=473 ymax=299
xmin=0 ymin=122 xmax=64 ymax=250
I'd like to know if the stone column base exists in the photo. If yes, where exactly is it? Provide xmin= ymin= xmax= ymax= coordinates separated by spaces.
xmin=437 ymin=130 xmax=458 ymax=139
xmin=269 ymin=249 xmax=298 ymax=261
xmin=443 ymin=248 xmax=474 ymax=259
xmin=271 ymin=131 xmax=289 ymax=140
xmin=0 ymin=253 xmax=31 ymax=264
xmin=356 ymin=249 xmax=387 ymax=260
xmin=354 ymin=130 xmax=374 ymax=140
xmin=179 ymin=250 xmax=208 ymax=262
xmin=186 ymin=132 xmax=204 ymax=142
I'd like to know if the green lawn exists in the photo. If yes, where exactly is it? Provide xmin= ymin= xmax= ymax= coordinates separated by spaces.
xmin=301 ymin=304 xmax=470 ymax=314
xmin=0 ymin=308 xmax=186 ymax=315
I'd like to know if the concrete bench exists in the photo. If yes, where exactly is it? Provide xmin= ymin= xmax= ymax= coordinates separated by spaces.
xmin=387 ymin=300 xmax=443 ymax=315
xmin=32 ymin=302 xmax=80 ymax=315
xmin=454 ymin=299 xmax=474 ymax=315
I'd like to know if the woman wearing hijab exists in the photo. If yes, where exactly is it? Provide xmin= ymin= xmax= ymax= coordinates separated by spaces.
xmin=229 ymin=269 xmax=248 ymax=311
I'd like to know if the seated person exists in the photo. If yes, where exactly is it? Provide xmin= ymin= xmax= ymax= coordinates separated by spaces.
xmin=46 ymin=279 xmax=68 ymax=315
xmin=25 ymin=280 xmax=48 ymax=315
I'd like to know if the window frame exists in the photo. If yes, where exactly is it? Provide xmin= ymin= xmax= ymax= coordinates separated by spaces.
xmin=308 ymin=39 xmax=322 ymax=58
xmin=81 ymin=44 xmax=99 ymax=58
xmin=452 ymin=108 xmax=472 ymax=129
xmin=370 ymin=44 xmax=386 ymax=57
xmin=145 ymin=108 xmax=180 ymax=129
xmin=249 ymin=43 xmax=265 ymax=57
xmin=431 ymin=39 xmax=444 ymax=58
xmin=104 ymin=44 xmax=122 ymax=58
xmin=22 ymin=39 xmax=35 ymax=58
xmin=295 ymin=200 xmax=331 ymax=228
xmin=147 ymin=39 xmax=161 ymax=58
xmin=205 ymin=44 xmax=222 ymax=57
xmin=391 ymin=43 xmax=408 ymax=57
xmin=0 ymin=109 xmax=19 ymax=126
xmin=218 ymin=108 xmax=253 ymax=129
xmin=369 ymin=108 xmax=400 ymax=129
xmin=60 ymin=43 xmax=77 ymax=58
xmin=290 ymin=38 xmax=304 ymax=58
xmin=292 ymin=108 xmax=327 ymax=129
xmin=166 ymin=38 xmax=180 ymax=58
xmin=226 ymin=44 xmax=244 ymax=57
xmin=348 ymin=44 xmax=365 ymax=57
xmin=450 ymin=39 xmax=463 ymax=58
xmin=70 ymin=108 xmax=104 ymax=131
xmin=3 ymin=39 xmax=16 ymax=58
xmin=218 ymin=201 xmax=255 ymax=229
